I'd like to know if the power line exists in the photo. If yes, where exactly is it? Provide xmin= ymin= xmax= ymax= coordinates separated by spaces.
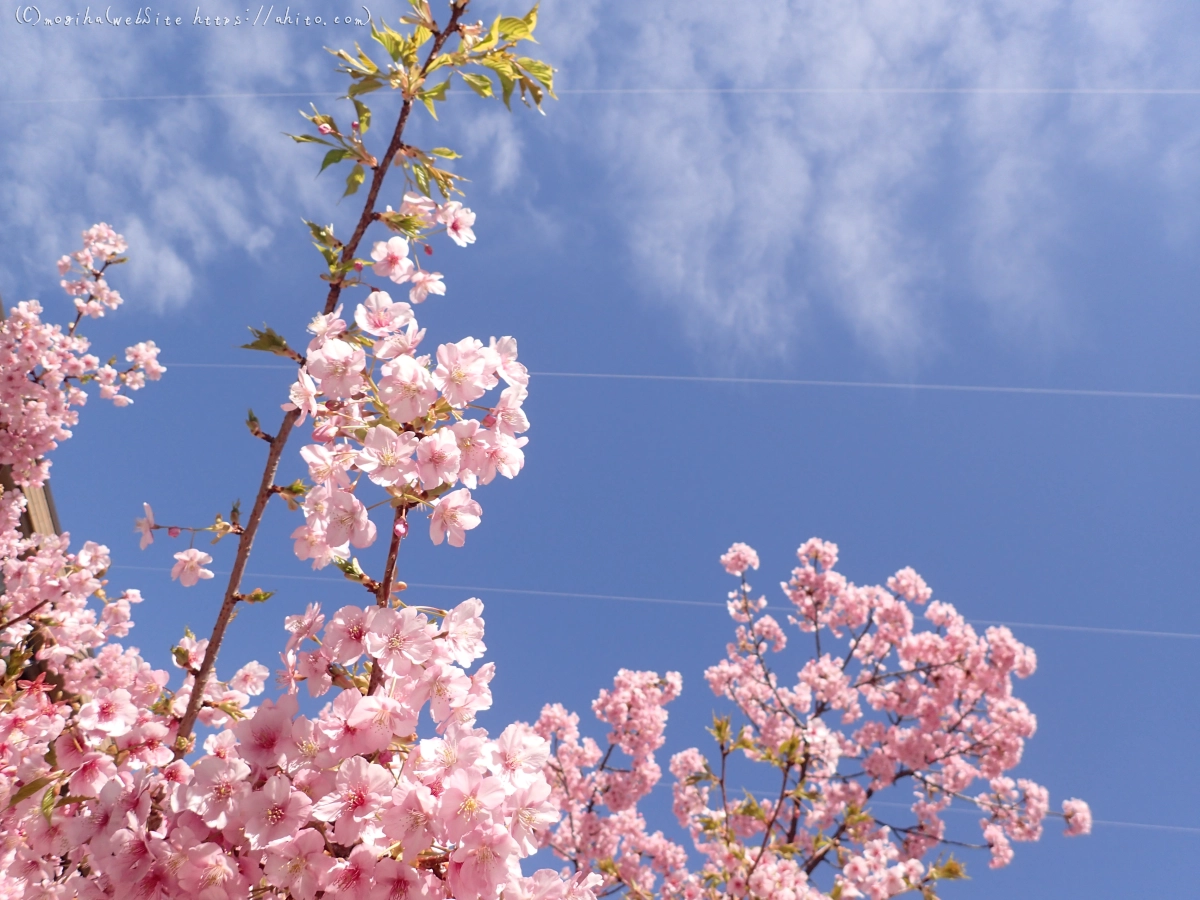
xmin=7 ymin=86 xmax=1200 ymax=105
xmin=532 ymin=371 xmax=1200 ymax=401
xmin=162 ymin=361 xmax=1200 ymax=402
xmin=108 ymin=565 xmax=1200 ymax=640
xmin=741 ymin=794 xmax=1200 ymax=835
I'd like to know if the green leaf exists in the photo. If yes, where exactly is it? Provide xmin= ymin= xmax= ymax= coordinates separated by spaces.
xmin=431 ymin=147 xmax=461 ymax=159
xmin=498 ymin=16 xmax=535 ymax=42
xmin=413 ymin=163 xmax=431 ymax=196
xmin=320 ymin=148 xmax=354 ymax=174
xmin=371 ymin=22 xmax=405 ymax=61
xmin=287 ymin=133 xmax=333 ymax=145
xmin=354 ymin=43 xmax=379 ymax=74
xmin=343 ymin=164 xmax=366 ymax=198
xmin=8 ymin=776 xmax=54 ymax=808
xmin=416 ymin=78 xmax=451 ymax=119
xmin=241 ymin=325 xmax=293 ymax=358
xmin=352 ymin=99 xmax=372 ymax=135
xmin=40 ymin=783 xmax=56 ymax=822
xmin=245 ymin=588 xmax=275 ymax=604
xmin=333 ymin=556 xmax=367 ymax=583
xmin=347 ymin=77 xmax=383 ymax=98
xmin=517 ymin=57 xmax=555 ymax=91
xmin=461 ymin=72 xmax=494 ymax=98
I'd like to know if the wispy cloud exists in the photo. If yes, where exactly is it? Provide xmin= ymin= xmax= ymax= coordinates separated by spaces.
xmin=0 ymin=22 xmax=342 ymax=310
xmin=537 ymin=0 xmax=1200 ymax=363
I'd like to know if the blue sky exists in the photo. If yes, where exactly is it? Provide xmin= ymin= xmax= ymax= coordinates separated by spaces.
xmin=3 ymin=1 xmax=1199 ymax=896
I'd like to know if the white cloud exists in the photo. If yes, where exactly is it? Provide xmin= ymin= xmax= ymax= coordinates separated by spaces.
xmin=537 ymin=0 xmax=1200 ymax=363
xmin=0 ymin=20 xmax=346 ymax=311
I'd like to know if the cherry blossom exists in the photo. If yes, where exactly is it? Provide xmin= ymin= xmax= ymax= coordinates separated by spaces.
xmin=171 ymin=548 xmax=215 ymax=587
xmin=430 ymin=488 xmax=483 ymax=547
xmin=371 ymin=236 xmax=416 ymax=283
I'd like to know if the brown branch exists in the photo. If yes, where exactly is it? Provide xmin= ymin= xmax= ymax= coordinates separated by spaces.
xmin=171 ymin=7 xmax=474 ymax=753
xmin=324 ymin=3 xmax=468 ymax=317
xmin=0 ymin=597 xmax=51 ymax=632
xmin=173 ymin=409 xmax=298 ymax=756
xmin=366 ymin=506 xmax=408 ymax=696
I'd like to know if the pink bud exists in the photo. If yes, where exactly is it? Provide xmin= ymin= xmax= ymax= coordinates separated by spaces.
xmin=317 ymin=123 xmax=332 ymax=135
xmin=167 ymin=527 xmax=182 ymax=538
xmin=352 ymin=121 xmax=360 ymax=131
xmin=394 ymin=518 xmax=409 ymax=538
xmin=423 ymin=244 xmax=433 ymax=256
xmin=481 ymin=413 xmax=497 ymax=428
xmin=353 ymin=260 xmax=364 ymax=272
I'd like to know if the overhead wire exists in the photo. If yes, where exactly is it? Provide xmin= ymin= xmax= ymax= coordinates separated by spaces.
xmin=163 ymin=362 xmax=1200 ymax=403
xmin=7 ymin=87 xmax=1200 ymax=105
xmin=108 ymin=565 xmax=1200 ymax=639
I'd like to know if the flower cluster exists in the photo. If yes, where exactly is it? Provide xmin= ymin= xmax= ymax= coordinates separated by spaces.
xmin=0 ymin=232 xmax=590 ymax=900
xmin=286 ymin=220 xmax=529 ymax=565
xmin=0 ymin=578 xmax=597 ymax=900
xmin=368 ymin=192 xmax=478 ymax=305
xmin=537 ymin=542 xmax=1092 ymax=900
xmin=0 ymin=225 xmax=164 ymax=486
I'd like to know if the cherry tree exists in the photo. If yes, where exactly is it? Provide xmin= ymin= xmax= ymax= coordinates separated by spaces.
xmin=0 ymin=3 xmax=1089 ymax=898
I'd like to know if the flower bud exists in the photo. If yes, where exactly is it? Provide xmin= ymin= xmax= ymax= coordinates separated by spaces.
xmin=167 ymin=526 xmax=182 ymax=538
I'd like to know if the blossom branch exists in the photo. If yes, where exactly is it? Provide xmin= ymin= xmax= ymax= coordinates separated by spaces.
xmin=174 ymin=409 xmax=298 ymax=755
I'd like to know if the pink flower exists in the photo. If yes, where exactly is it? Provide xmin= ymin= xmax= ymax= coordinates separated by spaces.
xmin=1062 ymin=799 xmax=1093 ymax=836
xmin=448 ymin=823 xmax=520 ymax=900
xmin=311 ymin=756 xmax=392 ymax=844
xmin=171 ymin=548 xmax=214 ymax=587
xmin=438 ymin=201 xmax=477 ymax=247
xmin=720 ymin=542 xmax=759 ymax=577
xmin=292 ymin=522 xmax=344 ymax=569
xmin=77 ymin=688 xmax=139 ymax=737
xmin=322 ymin=845 xmax=377 ymax=900
xmin=355 ymin=425 xmax=419 ymax=487
xmin=307 ymin=338 xmax=365 ymax=399
xmin=374 ymin=857 xmax=437 ymax=900
xmin=444 ymin=598 xmax=487 ymax=667
xmin=134 ymin=502 xmax=155 ymax=549
xmin=433 ymin=339 xmax=489 ymax=407
xmin=409 ymin=269 xmax=446 ymax=304
xmin=244 ymin=774 xmax=313 ymax=849
xmin=371 ymin=236 xmax=415 ymax=283
xmin=229 ymin=661 xmax=269 ymax=695
xmin=324 ymin=605 xmax=376 ymax=664
xmin=490 ymin=722 xmax=548 ymax=789
xmin=364 ymin=607 xmax=434 ymax=678
xmin=264 ymin=829 xmax=335 ymax=900
xmin=301 ymin=442 xmax=354 ymax=488
xmin=416 ymin=428 xmax=461 ymax=488
xmin=283 ymin=370 xmax=321 ymax=424
xmin=439 ymin=766 xmax=506 ymax=841
xmin=306 ymin=306 xmax=347 ymax=350
xmin=506 ymin=780 xmax=559 ymax=854
xmin=429 ymin=488 xmax=482 ymax=547
xmin=399 ymin=191 xmax=437 ymax=226
xmin=234 ymin=694 xmax=298 ymax=769
xmin=379 ymin=354 xmax=439 ymax=423
xmin=492 ymin=384 xmax=530 ymax=436
xmin=355 ymin=290 xmax=413 ymax=336
xmin=187 ymin=755 xmax=252 ymax=828
xmin=380 ymin=779 xmax=436 ymax=861
xmin=325 ymin=490 xmax=377 ymax=549
xmin=178 ymin=842 xmax=239 ymax=898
